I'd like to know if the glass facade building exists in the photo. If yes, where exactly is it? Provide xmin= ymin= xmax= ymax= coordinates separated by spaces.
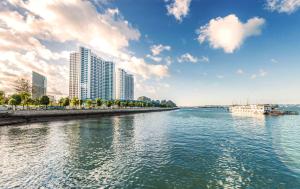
xmin=32 ymin=71 xmax=47 ymax=99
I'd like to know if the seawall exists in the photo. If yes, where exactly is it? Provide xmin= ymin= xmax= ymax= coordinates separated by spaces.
xmin=0 ymin=107 xmax=179 ymax=126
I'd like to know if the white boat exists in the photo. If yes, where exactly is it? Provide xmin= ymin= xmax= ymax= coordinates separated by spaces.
xmin=229 ymin=104 xmax=274 ymax=115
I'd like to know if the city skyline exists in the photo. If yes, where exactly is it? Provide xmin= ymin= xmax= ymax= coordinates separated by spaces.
xmin=0 ymin=0 xmax=300 ymax=106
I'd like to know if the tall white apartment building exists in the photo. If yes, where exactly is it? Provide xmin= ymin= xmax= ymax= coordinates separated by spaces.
xmin=69 ymin=52 xmax=80 ymax=99
xmin=69 ymin=46 xmax=115 ymax=100
xmin=116 ymin=68 xmax=134 ymax=100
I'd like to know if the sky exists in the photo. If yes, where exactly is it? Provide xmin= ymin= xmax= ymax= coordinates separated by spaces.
xmin=0 ymin=0 xmax=300 ymax=106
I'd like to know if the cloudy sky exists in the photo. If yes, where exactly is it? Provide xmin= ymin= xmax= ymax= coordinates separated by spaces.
xmin=0 ymin=0 xmax=300 ymax=106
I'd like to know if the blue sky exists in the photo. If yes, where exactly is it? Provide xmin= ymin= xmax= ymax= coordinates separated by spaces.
xmin=0 ymin=0 xmax=300 ymax=105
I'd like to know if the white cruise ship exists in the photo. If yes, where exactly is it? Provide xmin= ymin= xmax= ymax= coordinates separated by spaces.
xmin=229 ymin=104 xmax=274 ymax=115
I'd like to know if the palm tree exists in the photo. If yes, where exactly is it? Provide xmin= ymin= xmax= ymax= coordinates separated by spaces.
xmin=71 ymin=97 xmax=79 ymax=108
xmin=96 ymin=98 xmax=103 ymax=107
xmin=86 ymin=99 xmax=92 ymax=109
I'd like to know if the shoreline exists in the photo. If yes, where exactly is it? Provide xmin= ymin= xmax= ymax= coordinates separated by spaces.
xmin=0 ymin=107 xmax=179 ymax=126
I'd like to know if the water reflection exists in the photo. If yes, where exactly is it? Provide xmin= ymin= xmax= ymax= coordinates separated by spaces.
xmin=0 ymin=109 xmax=300 ymax=188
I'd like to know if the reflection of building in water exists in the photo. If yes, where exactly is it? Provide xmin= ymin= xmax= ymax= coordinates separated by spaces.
xmin=112 ymin=115 xmax=135 ymax=146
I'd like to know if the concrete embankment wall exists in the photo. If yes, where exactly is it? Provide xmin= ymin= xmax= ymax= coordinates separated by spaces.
xmin=0 ymin=108 xmax=179 ymax=126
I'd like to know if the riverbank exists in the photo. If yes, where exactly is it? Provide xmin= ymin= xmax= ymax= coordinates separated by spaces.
xmin=0 ymin=107 xmax=179 ymax=126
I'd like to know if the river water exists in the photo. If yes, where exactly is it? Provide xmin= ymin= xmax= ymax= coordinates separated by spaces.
xmin=1 ymin=107 xmax=300 ymax=188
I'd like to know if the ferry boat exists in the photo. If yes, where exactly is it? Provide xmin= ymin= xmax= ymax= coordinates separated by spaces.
xmin=229 ymin=104 xmax=274 ymax=115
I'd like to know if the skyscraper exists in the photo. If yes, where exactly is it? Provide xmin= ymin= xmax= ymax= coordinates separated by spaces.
xmin=69 ymin=52 xmax=80 ymax=99
xmin=69 ymin=46 xmax=115 ymax=100
xmin=32 ymin=71 xmax=47 ymax=99
xmin=116 ymin=68 xmax=134 ymax=100
xmin=116 ymin=68 xmax=126 ymax=100
xmin=126 ymin=74 xmax=134 ymax=100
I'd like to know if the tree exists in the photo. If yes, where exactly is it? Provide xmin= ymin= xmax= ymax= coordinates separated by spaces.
xmin=86 ymin=99 xmax=92 ymax=108
xmin=129 ymin=101 xmax=134 ymax=107
xmin=8 ymin=98 xmax=17 ymax=110
xmin=166 ymin=100 xmax=176 ymax=108
xmin=79 ymin=99 xmax=84 ymax=108
xmin=96 ymin=98 xmax=103 ymax=107
xmin=63 ymin=97 xmax=70 ymax=107
xmin=19 ymin=91 xmax=31 ymax=109
xmin=14 ymin=78 xmax=31 ymax=93
xmin=137 ymin=96 xmax=151 ymax=102
xmin=58 ymin=98 xmax=64 ymax=106
xmin=71 ymin=97 xmax=79 ymax=108
xmin=10 ymin=94 xmax=22 ymax=106
xmin=0 ymin=91 xmax=5 ymax=105
xmin=120 ymin=101 xmax=126 ymax=108
xmin=114 ymin=100 xmax=121 ymax=107
xmin=105 ymin=100 xmax=113 ymax=107
xmin=40 ymin=96 xmax=50 ymax=108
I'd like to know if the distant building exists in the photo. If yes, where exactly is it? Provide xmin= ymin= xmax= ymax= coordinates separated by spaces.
xmin=116 ymin=68 xmax=134 ymax=100
xmin=69 ymin=46 xmax=115 ymax=100
xmin=126 ymin=74 xmax=134 ymax=100
xmin=32 ymin=71 xmax=47 ymax=99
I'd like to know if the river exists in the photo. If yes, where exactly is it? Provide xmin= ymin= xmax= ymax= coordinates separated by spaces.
xmin=1 ymin=107 xmax=300 ymax=188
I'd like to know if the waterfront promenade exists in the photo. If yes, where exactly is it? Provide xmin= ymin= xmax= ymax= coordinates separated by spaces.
xmin=0 ymin=107 xmax=178 ymax=126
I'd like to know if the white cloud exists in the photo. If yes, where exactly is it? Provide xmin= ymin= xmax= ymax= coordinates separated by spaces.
xmin=250 ymin=69 xmax=267 ymax=79
xmin=0 ymin=0 xmax=170 ymax=95
xmin=259 ymin=69 xmax=268 ymax=76
xmin=150 ymin=44 xmax=171 ymax=56
xmin=266 ymin=0 xmax=300 ymax=13
xmin=216 ymin=75 xmax=224 ymax=79
xmin=271 ymin=58 xmax=279 ymax=63
xmin=146 ymin=54 xmax=162 ymax=62
xmin=236 ymin=69 xmax=244 ymax=75
xmin=199 ymin=56 xmax=210 ymax=63
xmin=165 ymin=56 xmax=172 ymax=66
xmin=177 ymin=53 xmax=209 ymax=63
xmin=166 ymin=0 xmax=191 ymax=22
xmin=251 ymin=74 xmax=257 ymax=79
xmin=197 ymin=14 xmax=265 ymax=53
xmin=178 ymin=53 xmax=197 ymax=63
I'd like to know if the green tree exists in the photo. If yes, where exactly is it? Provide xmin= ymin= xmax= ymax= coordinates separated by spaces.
xmin=86 ymin=99 xmax=92 ymax=108
xmin=40 ymin=96 xmax=50 ymax=108
xmin=63 ymin=97 xmax=70 ymax=107
xmin=14 ymin=78 xmax=31 ymax=93
xmin=10 ymin=94 xmax=22 ymax=106
xmin=71 ymin=97 xmax=79 ymax=108
xmin=114 ymin=100 xmax=121 ymax=107
xmin=129 ymin=101 xmax=134 ymax=107
xmin=8 ymin=98 xmax=17 ymax=110
xmin=137 ymin=96 xmax=151 ymax=102
xmin=0 ymin=91 xmax=5 ymax=105
xmin=19 ymin=91 xmax=31 ymax=109
xmin=58 ymin=98 xmax=64 ymax=106
xmin=79 ymin=99 xmax=84 ymax=108
xmin=96 ymin=98 xmax=103 ymax=107
xmin=105 ymin=100 xmax=113 ymax=107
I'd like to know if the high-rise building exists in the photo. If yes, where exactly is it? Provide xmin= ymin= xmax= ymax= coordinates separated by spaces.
xmin=32 ymin=71 xmax=47 ymax=99
xmin=116 ymin=68 xmax=126 ymax=100
xmin=126 ymin=74 xmax=134 ymax=100
xmin=116 ymin=68 xmax=134 ymax=100
xmin=69 ymin=46 xmax=115 ymax=100
xmin=69 ymin=52 xmax=80 ymax=99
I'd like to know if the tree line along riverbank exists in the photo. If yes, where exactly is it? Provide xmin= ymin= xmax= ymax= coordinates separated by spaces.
xmin=0 ymin=107 xmax=179 ymax=126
